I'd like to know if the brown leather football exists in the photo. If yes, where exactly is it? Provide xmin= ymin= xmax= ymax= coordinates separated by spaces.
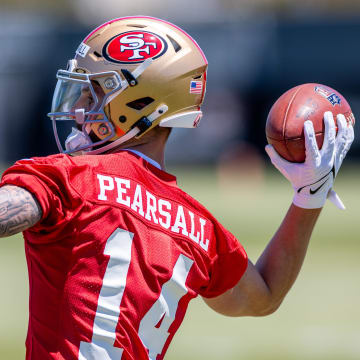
xmin=266 ymin=83 xmax=355 ymax=162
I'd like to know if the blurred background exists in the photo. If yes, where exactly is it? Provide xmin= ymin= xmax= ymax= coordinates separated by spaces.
xmin=0 ymin=0 xmax=359 ymax=359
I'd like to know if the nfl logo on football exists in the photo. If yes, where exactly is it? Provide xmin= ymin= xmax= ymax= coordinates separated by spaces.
xmin=327 ymin=93 xmax=341 ymax=106
xmin=314 ymin=86 xmax=341 ymax=106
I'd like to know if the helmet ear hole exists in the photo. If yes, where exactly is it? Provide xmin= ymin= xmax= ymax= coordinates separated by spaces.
xmin=119 ymin=115 xmax=127 ymax=123
xmin=126 ymin=97 xmax=155 ymax=111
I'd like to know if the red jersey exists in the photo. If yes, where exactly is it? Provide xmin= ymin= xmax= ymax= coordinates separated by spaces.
xmin=0 ymin=151 xmax=248 ymax=360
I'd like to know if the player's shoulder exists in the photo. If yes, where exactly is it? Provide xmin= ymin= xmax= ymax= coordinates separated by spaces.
xmin=173 ymin=185 xmax=213 ymax=220
xmin=13 ymin=152 xmax=130 ymax=172
xmin=2 ymin=154 xmax=73 ymax=178
xmin=4 ymin=153 xmax=96 ymax=183
xmin=175 ymin=185 xmax=238 ymax=241
xmin=15 ymin=153 xmax=73 ymax=167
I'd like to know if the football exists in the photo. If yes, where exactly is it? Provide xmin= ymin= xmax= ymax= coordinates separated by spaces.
xmin=265 ymin=83 xmax=355 ymax=162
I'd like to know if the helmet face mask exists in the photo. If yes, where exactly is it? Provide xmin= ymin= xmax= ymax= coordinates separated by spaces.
xmin=48 ymin=16 xmax=208 ymax=155
xmin=49 ymin=67 xmax=125 ymax=153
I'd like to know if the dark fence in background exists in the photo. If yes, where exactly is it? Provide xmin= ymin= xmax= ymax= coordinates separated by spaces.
xmin=0 ymin=13 xmax=359 ymax=164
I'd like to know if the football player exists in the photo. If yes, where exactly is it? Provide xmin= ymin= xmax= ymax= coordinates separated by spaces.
xmin=0 ymin=16 xmax=354 ymax=360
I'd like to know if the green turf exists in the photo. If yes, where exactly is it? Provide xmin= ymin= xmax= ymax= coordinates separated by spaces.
xmin=0 ymin=164 xmax=359 ymax=359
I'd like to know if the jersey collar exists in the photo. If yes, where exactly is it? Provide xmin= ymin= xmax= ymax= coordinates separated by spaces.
xmin=123 ymin=149 xmax=161 ymax=170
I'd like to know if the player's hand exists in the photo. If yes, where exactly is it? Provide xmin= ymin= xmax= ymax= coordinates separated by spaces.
xmin=265 ymin=111 xmax=354 ymax=209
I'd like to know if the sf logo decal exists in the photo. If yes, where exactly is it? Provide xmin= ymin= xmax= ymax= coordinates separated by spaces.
xmin=103 ymin=31 xmax=168 ymax=64
xmin=120 ymin=34 xmax=157 ymax=60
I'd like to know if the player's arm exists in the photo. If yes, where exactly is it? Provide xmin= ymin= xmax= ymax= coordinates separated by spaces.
xmin=0 ymin=185 xmax=42 ymax=237
xmin=204 ymin=112 xmax=354 ymax=317
xmin=203 ymin=204 xmax=321 ymax=316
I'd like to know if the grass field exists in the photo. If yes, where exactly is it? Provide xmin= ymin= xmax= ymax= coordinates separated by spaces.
xmin=0 ymin=164 xmax=359 ymax=359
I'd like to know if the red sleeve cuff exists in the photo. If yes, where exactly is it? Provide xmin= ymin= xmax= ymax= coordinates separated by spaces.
xmin=1 ymin=173 xmax=51 ymax=222
xmin=201 ymin=245 xmax=248 ymax=298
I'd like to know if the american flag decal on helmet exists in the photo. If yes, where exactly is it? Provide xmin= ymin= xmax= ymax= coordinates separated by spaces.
xmin=190 ymin=81 xmax=203 ymax=94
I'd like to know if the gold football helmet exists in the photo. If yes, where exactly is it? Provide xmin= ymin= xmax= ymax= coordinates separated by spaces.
xmin=48 ymin=16 xmax=208 ymax=154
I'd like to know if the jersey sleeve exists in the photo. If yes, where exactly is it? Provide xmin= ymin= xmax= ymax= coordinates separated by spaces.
xmin=201 ymin=221 xmax=248 ymax=298
xmin=0 ymin=156 xmax=84 ymax=240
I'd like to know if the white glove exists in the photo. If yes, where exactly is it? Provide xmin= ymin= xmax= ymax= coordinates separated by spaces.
xmin=265 ymin=111 xmax=354 ymax=209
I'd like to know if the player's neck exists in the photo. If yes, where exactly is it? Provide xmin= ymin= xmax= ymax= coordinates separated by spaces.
xmin=106 ymin=127 xmax=170 ymax=170
xmin=123 ymin=142 xmax=166 ymax=170
xmin=106 ymin=139 xmax=166 ymax=170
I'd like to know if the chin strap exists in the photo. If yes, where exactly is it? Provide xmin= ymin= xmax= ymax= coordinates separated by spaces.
xmin=84 ymin=104 xmax=169 ymax=155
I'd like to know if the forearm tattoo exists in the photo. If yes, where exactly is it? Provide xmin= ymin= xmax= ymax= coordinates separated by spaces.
xmin=0 ymin=185 xmax=42 ymax=237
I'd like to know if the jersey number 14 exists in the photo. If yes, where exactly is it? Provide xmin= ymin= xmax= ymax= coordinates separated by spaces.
xmin=78 ymin=227 xmax=194 ymax=360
